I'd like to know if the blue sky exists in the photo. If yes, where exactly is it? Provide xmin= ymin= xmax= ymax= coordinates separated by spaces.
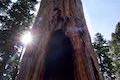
xmin=81 ymin=0 xmax=120 ymax=40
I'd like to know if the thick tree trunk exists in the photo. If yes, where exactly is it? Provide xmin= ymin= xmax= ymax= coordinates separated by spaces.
xmin=17 ymin=0 xmax=103 ymax=80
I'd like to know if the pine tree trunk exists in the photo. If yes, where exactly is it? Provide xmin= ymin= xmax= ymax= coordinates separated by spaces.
xmin=17 ymin=0 xmax=103 ymax=80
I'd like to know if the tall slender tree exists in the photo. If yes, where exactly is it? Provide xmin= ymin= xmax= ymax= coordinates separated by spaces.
xmin=17 ymin=0 xmax=103 ymax=80
xmin=93 ymin=33 xmax=115 ymax=80
xmin=110 ymin=22 xmax=120 ymax=79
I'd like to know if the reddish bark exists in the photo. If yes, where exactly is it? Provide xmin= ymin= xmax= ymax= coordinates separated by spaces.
xmin=17 ymin=0 xmax=103 ymax=80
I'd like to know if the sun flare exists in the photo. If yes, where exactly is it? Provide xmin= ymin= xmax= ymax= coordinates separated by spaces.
xmin=20 ymin=31 xmax=32 ymax=45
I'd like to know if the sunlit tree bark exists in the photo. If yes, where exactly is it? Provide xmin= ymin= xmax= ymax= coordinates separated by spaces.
xmin=17 ymin=0 xmax=103 ymax=80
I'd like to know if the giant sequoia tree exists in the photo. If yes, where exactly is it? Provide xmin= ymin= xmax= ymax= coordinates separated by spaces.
xmin=17 ymin=0 xmax=103 ymax=80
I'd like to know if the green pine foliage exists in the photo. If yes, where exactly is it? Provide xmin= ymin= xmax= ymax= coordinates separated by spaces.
xmin=0 ymin=0 xmax=37 ymax=79
xmin=93 ymin=33 xmax=115 ymax=80
xmin=110 ymin=22 xmax=120 ymax=78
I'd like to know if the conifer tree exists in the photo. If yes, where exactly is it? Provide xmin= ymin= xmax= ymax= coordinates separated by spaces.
xmin=93 ymin=33 xmax=115 ymax=80
xmin=110 ymin=22 xmax=120 ymax=79
xmin=0 ymin=0 xmax=37 ymax=79
xmin=17 ymin=0 xmax=103 ymax=80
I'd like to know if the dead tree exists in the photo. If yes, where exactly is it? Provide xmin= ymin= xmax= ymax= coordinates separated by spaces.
xmin=17 ymin=0 xmax=103 ymax=80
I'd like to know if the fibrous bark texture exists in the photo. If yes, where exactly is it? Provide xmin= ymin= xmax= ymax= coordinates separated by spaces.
xmin=17 ymin=0 xmax=103 ymax=80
